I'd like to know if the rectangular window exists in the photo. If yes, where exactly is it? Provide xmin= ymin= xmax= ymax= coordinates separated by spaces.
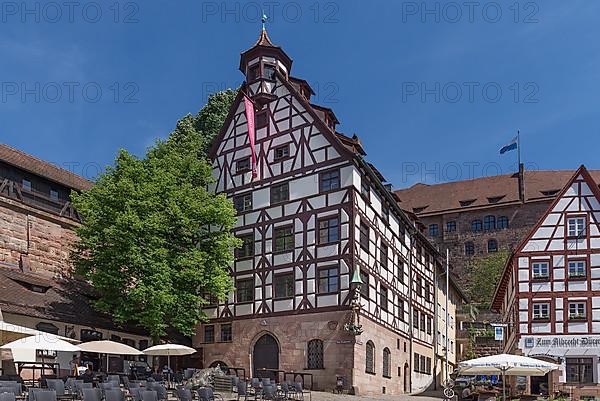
xmin=360 ymin=271 xmax=369 ymax=299
xmin=568 ymin=217 xmax=586 ymax=237
xmin=568 ymin=302 xmax=586 ymax=320
xmin=256 ymin=111 xmax=268 ymax=128
xmin=566 ymin=358 xmax=593 ymax=384
xmin=318 ymin=216 xmax=339 ymax=244
xmin=532 ymin=262 xmax=549 ymax=279
xmin=426 ymin=316 xmax=432 ymax=335
xmin=382 ymin=203 xmax=390 ymax=224
xmin=274 ymin=273 xmax=294 ymax=299
xmin=320 ymin=169 xmax=340 ymax=192
xmin=533 ymin=303 xmax=550 ymax=320
xmin=234 ymin=193 xmax=252 ymax=213
xmin=426 ymin=357 xmax=432 ymax=375
xmin=359 ymin=222 xmax=369 ymax=251
xmin=398 ymin=261 xmax=404 ymax=283
xmin=446 ymin=221 xmax=456 ymax=232
xmin=274 ymin=145 xmax=290 ymax=160
xmin=236 ymin=278 xmax=254 ymax=303
xmin=380 ymin=243 xmax=388 ymax=269
xmin=420 ymin=313 xmax=426 ymax=332
xmin=318 ymin=266 xmax=339 ymax=294
xmin=22 ymin=179 xmax=32 ymax=191
xmin=249 ymin=64 xmax=260 ymax=80
xmin=204 ymin=325 xmax=215 ymax=343
xmin=568 ymin=260 xmax=586 ymax=278
xmin=398 ymin=300 xmax=405 ymax=321
xmin=263 ymin=64 xmax=276 ymax=80
xmin=236 ymin=157 xmax=251 ymax=173
xmin=220 ymin=324 xmax=232 ymax=342
xmin=429 ymin=224 xmax=439 ymax=237
xmin=420 ymin=355 xmax=426 ymax=374
xmin=50 ymin=189 xmax=59 ymax=201
xmin=274 ymin=225 xmax=294 ymax=252
xmin=361 ymin=177 xmax=370 ymax=200
xmin=414 ymin=353 xmax=420 ymax=372
xmin=236 ymin=234 xmax=254 ymax=259
xmin=380 ymin=286 xmax=388 ymax=311
xmin=413 ymin=310 xmax=419 ymax=329
xmin=271 ymin=182 xmax=289 ymax=204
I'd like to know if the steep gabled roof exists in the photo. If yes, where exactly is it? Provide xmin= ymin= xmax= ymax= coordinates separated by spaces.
xmin=491 ymin=165 xmax=600 ymax=310
xmin=0 ymin=144 xmax=93 ymax=191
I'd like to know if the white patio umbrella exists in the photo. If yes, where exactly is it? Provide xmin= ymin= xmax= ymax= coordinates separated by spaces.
xmin=143 ymin=344 xmax=196 ymax=384
xmin=79 ymin=340 xmax=142 ymax=372
xmin=457 ymin=354 xmax=559 ymax=401
xmin=1 ymin=334 xmax=81 ymax=352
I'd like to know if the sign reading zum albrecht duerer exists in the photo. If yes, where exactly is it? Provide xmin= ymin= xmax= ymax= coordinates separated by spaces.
xmin=524 ymin=336 xmax=600 ymax=349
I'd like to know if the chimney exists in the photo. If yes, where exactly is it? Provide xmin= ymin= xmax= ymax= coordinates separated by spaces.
xmin=518 ymin=163 xmax=525 ymax=203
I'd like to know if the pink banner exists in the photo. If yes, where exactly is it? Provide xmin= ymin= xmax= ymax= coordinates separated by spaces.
xmin=244 ymin=95 xmax=257 ymax=179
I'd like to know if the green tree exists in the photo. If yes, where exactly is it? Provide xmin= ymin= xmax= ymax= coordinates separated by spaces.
xmin=465 ymin=250 xmax=509 ymax=308
xmin=193 ymin=89 xmax=237 ymax=156
xmin=71 ymin=91 xmax=239 ymax=340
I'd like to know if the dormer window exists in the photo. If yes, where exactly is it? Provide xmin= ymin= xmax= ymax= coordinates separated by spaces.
xmin=22 ymin=179 xmax=32 ymax=192
xmin=236 ymin=158 xmax=251 ymax=173
xmin=50 ymin=189 xmax=59 ymax=201
xmin=460 ymin=199 xmax=476 ymax=207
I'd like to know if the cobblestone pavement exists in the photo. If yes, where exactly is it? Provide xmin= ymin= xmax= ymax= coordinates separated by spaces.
xmin=217 ymin=391 xmax=443 ymax=401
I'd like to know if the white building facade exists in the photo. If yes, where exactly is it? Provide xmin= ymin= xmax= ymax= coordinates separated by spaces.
xmin=493 ymin=166 xmax=600 ymax=398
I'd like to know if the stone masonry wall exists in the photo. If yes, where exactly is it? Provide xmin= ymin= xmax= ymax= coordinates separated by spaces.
xmin=0 ymin=198 xmax=78 ymax=277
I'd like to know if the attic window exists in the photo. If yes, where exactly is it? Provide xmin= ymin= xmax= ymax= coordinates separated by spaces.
xmin=459 ymin=199 xmax=477 ymax=207
xmin=413 ymin=206 xmax=428 ymax=214
xmin=14 ymin=279 xmax=50 ymax=293
xmin=541 ymin=189 xmax=560 ymax=197
xmin=487 ymin=196 xmax=505 ymax=204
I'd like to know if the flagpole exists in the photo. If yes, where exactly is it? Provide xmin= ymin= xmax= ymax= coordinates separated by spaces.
xmin=517 ymin=130 xmax=521 ymax=170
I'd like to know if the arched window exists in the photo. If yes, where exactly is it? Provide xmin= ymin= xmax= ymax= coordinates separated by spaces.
xmin=366 ymin=341 xmax=375 ymax=374
xmin=465 ymin=242 xmax=475 ymax=256
xmin=471 ymin=220 xmax=482 ymax=232
xmin=497 ymin=216 xmax=509 ymax=229
xmin=383 ymin=348 xmax=391 ymax=378
xmin=307 ymin=339 xmax=324 ymax=369
xmin=484 ymin=215 xmax=496 ymax=231
xmin=488 ymin=239 xmax=498 ymax=253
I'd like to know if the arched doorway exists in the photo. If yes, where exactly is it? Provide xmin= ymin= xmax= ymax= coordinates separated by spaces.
xmin=253 ymin=334 xmax=279 ymax=379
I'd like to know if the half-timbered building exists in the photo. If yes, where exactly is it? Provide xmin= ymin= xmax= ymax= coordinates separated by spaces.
xmin=197 ymin=29 xmax=464 ymax=395
xmin=492 ymin=165 xmax=600 ymax=399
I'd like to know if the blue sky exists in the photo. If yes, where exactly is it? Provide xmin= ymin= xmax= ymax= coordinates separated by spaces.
xmin=1 ymin=0 xmax=599 ymax=187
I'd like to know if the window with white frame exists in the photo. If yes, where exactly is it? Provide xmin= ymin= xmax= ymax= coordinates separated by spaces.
xmin=532 ymin=262 xmax=550 ymax=279
xmin=568 ymin=217 xmax=586 ymax=237
xmin=568 ymin=260 xmax=586 ymax=278
xmin=568 ymin=302 xmax=586 ymax=320
xmin=533 ymin=303 xmax=550 ymax=320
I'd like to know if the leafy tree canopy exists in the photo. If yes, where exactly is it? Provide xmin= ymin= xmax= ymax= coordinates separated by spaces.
xmin=71 ymin=90 xmax=238 ymax=340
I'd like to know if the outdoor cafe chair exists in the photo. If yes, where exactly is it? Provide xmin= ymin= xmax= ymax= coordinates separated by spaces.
xmin=81 ymin=389 xmax=102 ymax=401
xmin=230 ymin=376 xmax=240 ymax=393
xmin=107 ymin=376 xmax=120 ymax=385
xmin=33 ymin=390 xmax=57 ymax=401
xmin=175 ymin=388 xmax=192 ymax=401
xmin=141 ymin=391 xmax=158 ymax=401
xmin=0 ymin=384 xmax=20 ymax=396
xmin=129 ymin=388 xmax=143 ymax=401
xmin=46 ymin=380 xmax=65 ymax=397
xmin=0 ymin=393 xmax=16 ymax=401
xmin=105 ymin=390 xmax=124 ymax=401
xmin=293 ymin=382 xmax=308 ymax=401
xmin=261 ymin=385 xmax=278 ymax=401
xmin=197 ymin=388 xmax=223 ymax=401
xmin=236 ymin=383 xmax=255 ymax=401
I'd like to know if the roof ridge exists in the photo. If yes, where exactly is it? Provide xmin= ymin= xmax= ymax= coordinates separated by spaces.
xmin=0 ymin=143 xmax=93 ymax=190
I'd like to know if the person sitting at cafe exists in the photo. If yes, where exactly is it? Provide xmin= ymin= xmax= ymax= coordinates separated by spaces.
xmin=462 ymin=384 xmax=475 ymax=401
xmin=80 ymin=368 xmax=94 ymax=383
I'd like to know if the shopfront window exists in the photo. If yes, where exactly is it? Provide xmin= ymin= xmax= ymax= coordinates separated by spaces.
xmin=566 ymin=358 xmax=593 ymax=384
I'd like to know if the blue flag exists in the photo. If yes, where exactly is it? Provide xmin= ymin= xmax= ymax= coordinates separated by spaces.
xmin=500 ymin=136 xmax=518 ymax=154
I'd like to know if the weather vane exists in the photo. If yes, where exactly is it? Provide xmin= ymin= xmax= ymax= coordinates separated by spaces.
xmin=261 ymin=11 xmax=268 ymax=31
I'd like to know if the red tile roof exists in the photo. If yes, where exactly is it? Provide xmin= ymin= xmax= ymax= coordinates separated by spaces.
xmin=0 ymin=143 xmax=93 ymax=191
xmin=394 ymin=169 xmax=600 ymax=215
